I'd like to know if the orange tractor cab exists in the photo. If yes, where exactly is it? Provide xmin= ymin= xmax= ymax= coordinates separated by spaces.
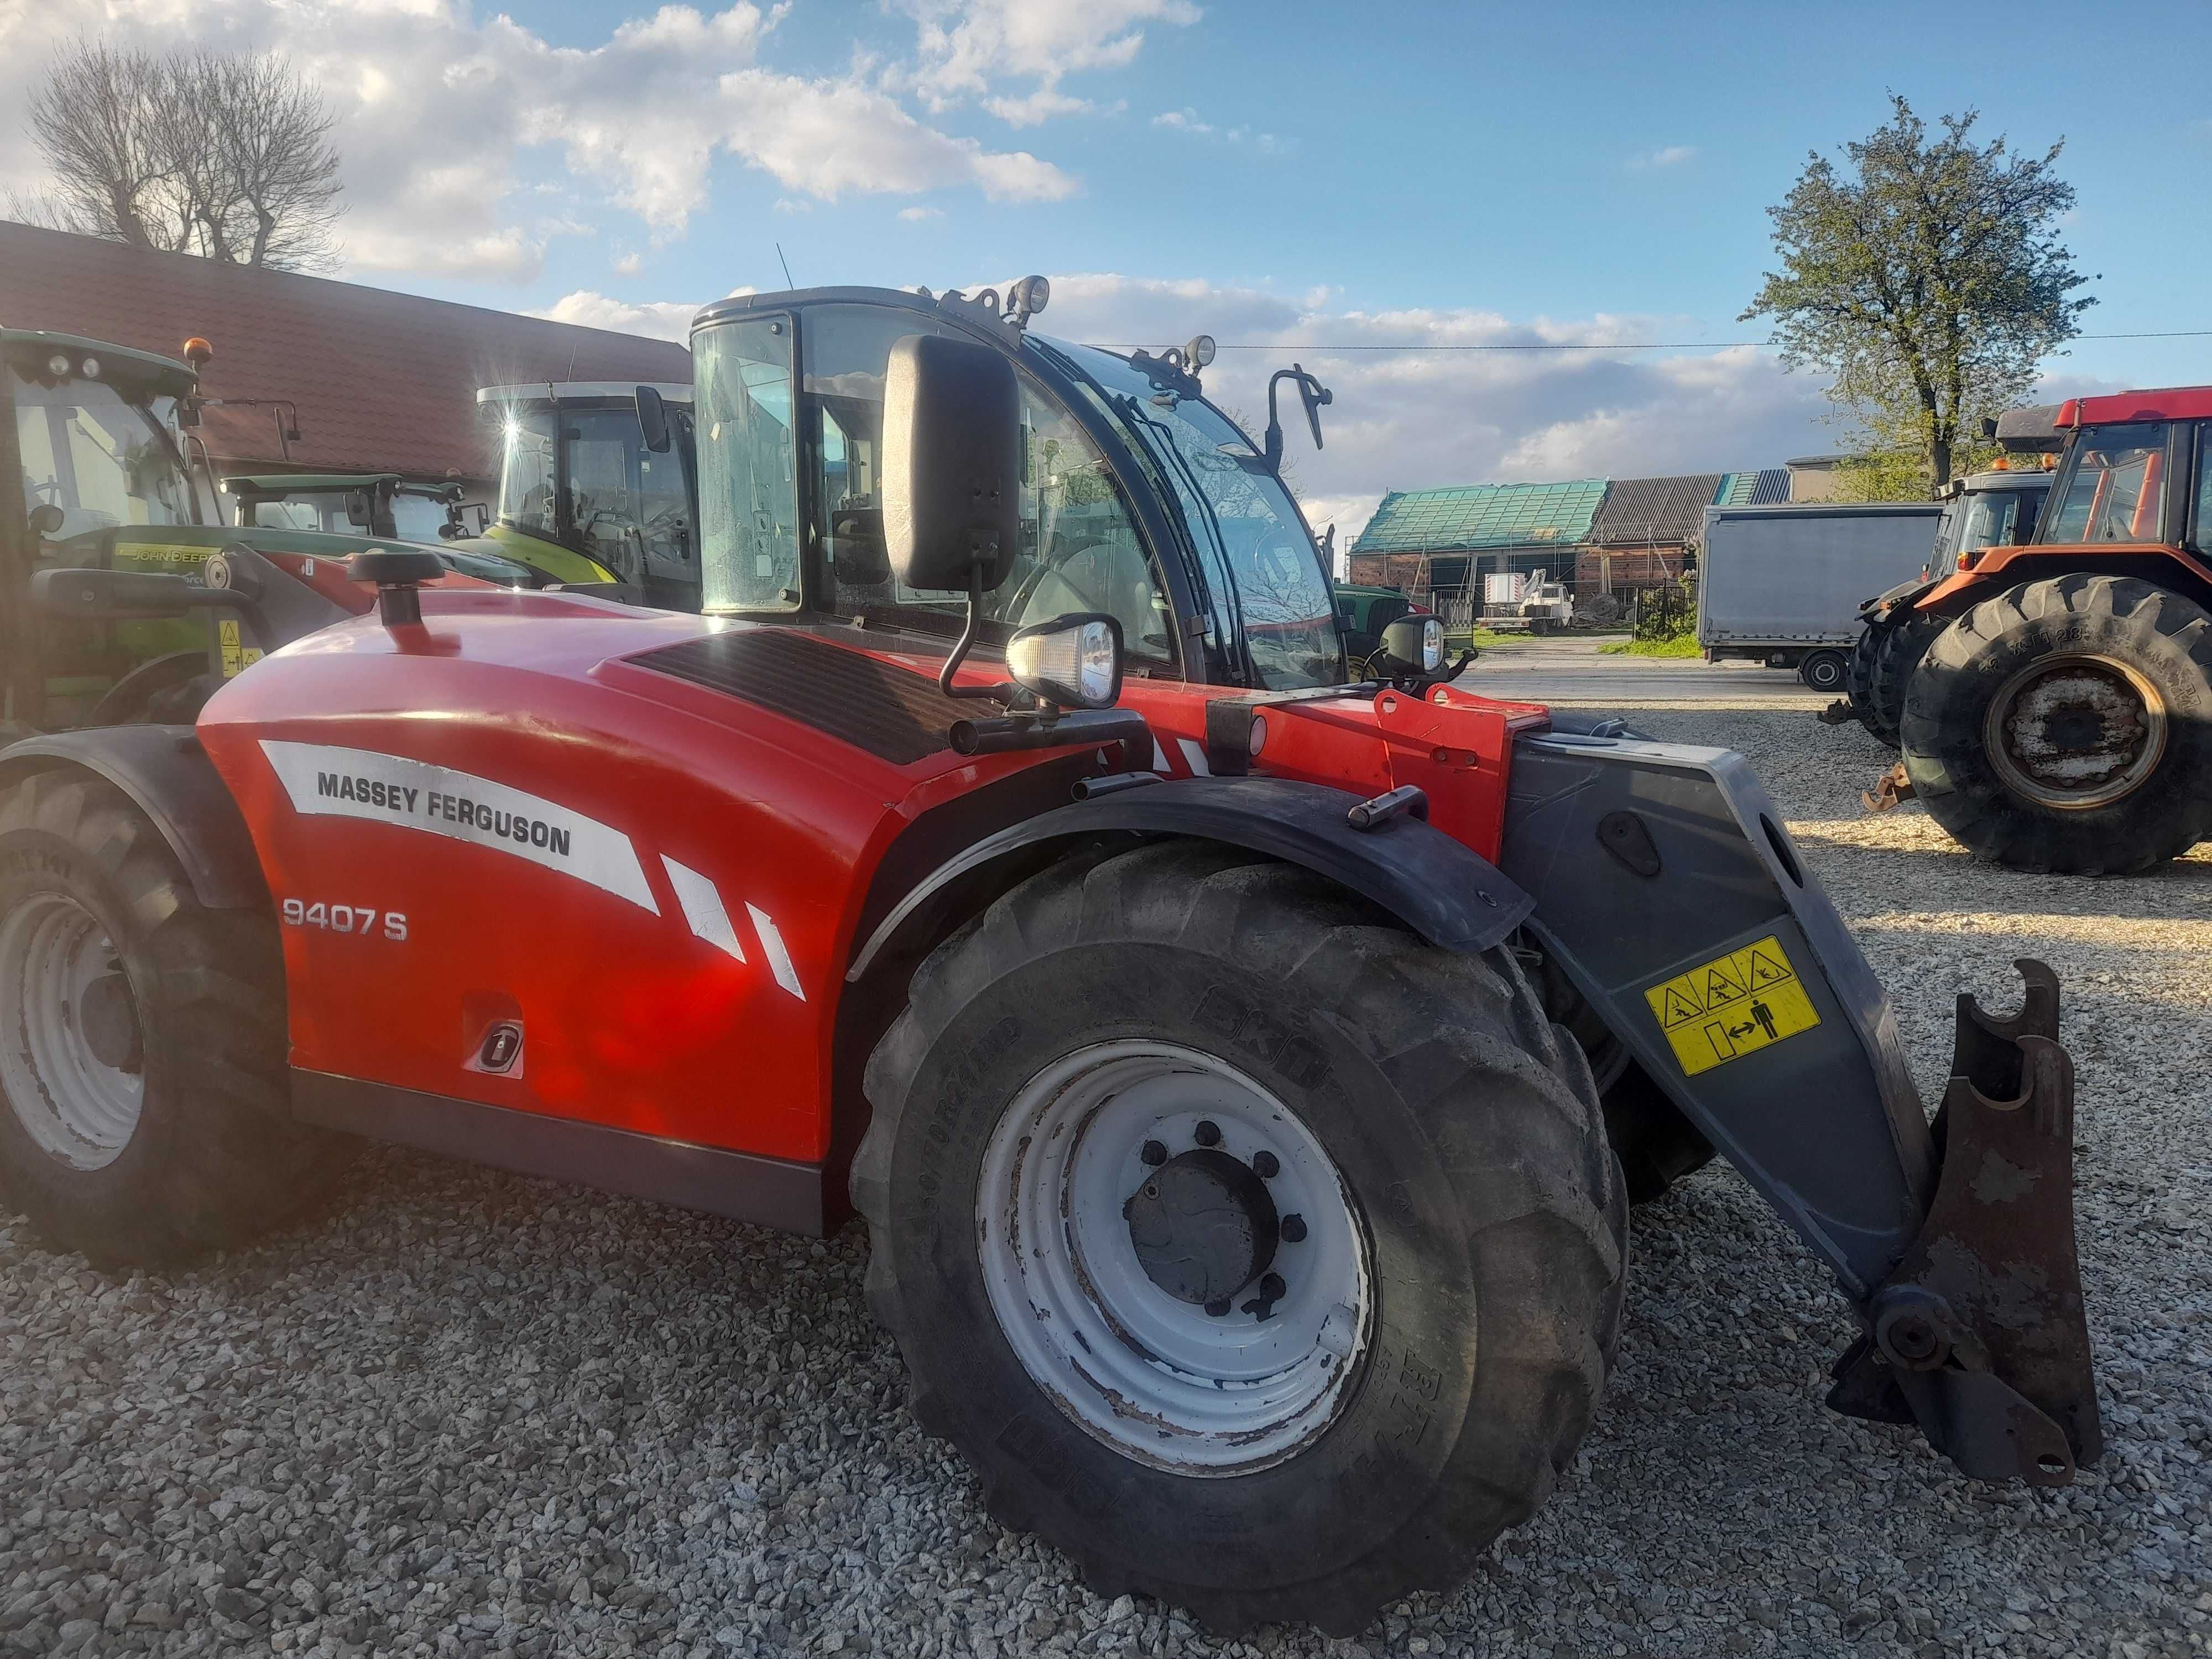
xmin=1860 ymin=389 xmax=2212 ymax=872
xmin=0 ymin=284 xmax=2103 ymax=1633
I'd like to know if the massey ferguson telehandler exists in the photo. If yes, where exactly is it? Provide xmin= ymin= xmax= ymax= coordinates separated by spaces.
xmin=1856 ymin=389 xmax=2212 ymax=872
xmin=0 ymin=283 xmax=2102 ymax=1635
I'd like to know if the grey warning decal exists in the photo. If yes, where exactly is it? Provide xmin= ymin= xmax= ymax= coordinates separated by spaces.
xmin=258 ymin=740 xmax=659 ymax=914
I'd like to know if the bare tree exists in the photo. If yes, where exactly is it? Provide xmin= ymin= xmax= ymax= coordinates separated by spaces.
xmin=21 ymin=40 xmax=344 ymax=272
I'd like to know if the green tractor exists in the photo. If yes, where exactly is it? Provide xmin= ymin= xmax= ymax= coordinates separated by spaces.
xmin=446 ymin=382 xmax=699 ymax=609
xmin=1 ymin=328 xmax=486 ymax=738
xmin=220 ymin=472 xmax=539 ymax=589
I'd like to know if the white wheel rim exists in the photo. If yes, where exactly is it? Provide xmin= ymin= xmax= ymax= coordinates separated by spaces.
xmin=977 ymin=1040 xmax=1371 ymax=1475
xmin=0 ymin=894 xmax=145 ymax=1170
xmin=1984 ymin=650 xmax=2169 ymax=810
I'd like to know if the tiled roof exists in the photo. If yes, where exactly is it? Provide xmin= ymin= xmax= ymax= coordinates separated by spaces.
xmin=1589 ymin=474 xmax=1722 ymax=546
xmin=0 ymin=221 xmax=691 ymax=482
xmin=1350 ymin=479 xmax=1608 ymax=555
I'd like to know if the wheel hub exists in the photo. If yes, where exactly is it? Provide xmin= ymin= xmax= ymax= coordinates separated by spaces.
xmin=1985 ymin=652 xmax=2168 ymax=810
xmin=1124 ymin=1147 xmax=1279 ymax=1305
xmin=0 ymin=894 xmax=145 ymax=1170
xmin=977 ymin=1041 xmax=1371 ymax=1474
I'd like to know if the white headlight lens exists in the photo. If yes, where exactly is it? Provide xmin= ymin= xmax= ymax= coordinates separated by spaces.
xmin=46 ymin=353 xmax=70 ymax=377
xmin=1005 ymin=614 xmax=1122 ymax=708
xmin=80 ymin=357 xmax=99 ymax=379
xmin=1422 ymin=616 xmax=1443 ymax=672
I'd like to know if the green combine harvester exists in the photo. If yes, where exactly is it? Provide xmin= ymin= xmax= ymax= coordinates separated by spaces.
xmin=446 ymin=382 xmax=698 ymax=609
xmin=1 ymin=328 xmax=491 ymax=737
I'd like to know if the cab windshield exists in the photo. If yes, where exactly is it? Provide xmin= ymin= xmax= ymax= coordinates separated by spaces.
xmin=1932 ymin=484 xmax=2042 ymax=576
xmin=12 ymin=366 xmax=196 ymax=539
xmin=2041 ymin=422 xmax=2170 ymax=544
xmin=1041 ymin=341 xmax=1342 ymax=689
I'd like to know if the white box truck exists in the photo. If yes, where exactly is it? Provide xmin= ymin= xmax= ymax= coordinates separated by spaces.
xmin=1697 ymin=502 xmax=1943 ymax=691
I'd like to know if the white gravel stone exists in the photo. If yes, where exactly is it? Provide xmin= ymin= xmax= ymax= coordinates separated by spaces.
xmin=0 ymin=680 xmax=2205 ymax=1657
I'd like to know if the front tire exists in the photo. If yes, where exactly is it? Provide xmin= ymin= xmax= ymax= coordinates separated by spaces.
xmin=855 ymin=843 xmax=1624 ymax=1635
xmin=0 ymin=770 xmax=347 ymax=1265
xmin=1901 ymin=576 xmax=2212 ymax=873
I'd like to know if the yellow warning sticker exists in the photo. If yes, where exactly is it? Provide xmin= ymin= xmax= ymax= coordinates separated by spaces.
xmin=217 ymin=619 xmax=263 ymax=680
xmin=1642 ymin=933 xmax=1821 ymax=1077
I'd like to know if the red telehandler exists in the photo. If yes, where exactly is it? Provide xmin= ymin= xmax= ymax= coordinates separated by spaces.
xmin=0 ymin=283 xmax=2100 ymax=1634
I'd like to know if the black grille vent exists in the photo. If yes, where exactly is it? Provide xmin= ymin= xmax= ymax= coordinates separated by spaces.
xmin=635 ymin=629 xmax=971 ymax=766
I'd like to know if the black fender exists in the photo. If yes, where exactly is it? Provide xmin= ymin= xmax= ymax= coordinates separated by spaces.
xmin=0 ymin=726 xmax=265 ymax=909
xmin=846 ymin=774 xmax=1532 ymax=984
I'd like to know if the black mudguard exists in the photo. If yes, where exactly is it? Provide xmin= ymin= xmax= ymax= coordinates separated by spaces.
xmin=847 ymin=773 xmax=1530 ymax=983
xmin=0 ymin=726 xmax=265 ymax=909
xmin=1501 ymin=729 xmax=2099 ymax=1483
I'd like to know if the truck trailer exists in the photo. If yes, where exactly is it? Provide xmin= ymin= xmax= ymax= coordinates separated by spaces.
xmin=1697 ymin=502 xmax=1944 ymax=690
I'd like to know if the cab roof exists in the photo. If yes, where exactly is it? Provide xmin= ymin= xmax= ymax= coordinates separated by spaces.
xmin=224 ymin=473 xmax=403 ymax=494
xmin=0 ymin=327 xmax=197 ymax=399
xmin=2057 ymin=387 xmax=2212 ymax=427
xmin=476 ymin=382 xmax=692 ymax=407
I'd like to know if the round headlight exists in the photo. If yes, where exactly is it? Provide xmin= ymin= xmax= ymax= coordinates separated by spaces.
xmin=46 ymin=353 xmax=70 ymax=377
xmin=79 ymin=357 xmax=100 ymax=379
xmin=1186 ymin=333 xmax=1217 ymax=368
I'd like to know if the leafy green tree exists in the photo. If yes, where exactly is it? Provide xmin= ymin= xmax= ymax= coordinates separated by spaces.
xmin=1744 ymin=97 xmax=2093 ymax=493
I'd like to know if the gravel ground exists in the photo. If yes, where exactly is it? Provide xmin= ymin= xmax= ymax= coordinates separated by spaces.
xmin=4 ymin=682 xmax=2210 ymax=1659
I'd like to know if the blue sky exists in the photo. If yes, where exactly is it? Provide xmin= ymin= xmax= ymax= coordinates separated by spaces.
xmin=6 ymin=0 xmax=2208 ymax=536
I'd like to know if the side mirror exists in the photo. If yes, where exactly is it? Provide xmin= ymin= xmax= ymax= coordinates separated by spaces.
xmin=1980 ymin=415 xmax=2000 ymax=441
xmin=636 ymin=385 xmax=671 ymax=453
xmin=28 ymin=503 xmax=65 ymax=538
xmin=883 ymin=333 xmax=1021 ymax=594
xmin=1377 ymin=612 xmax=1443 ymax=679
xmin=345 ymin=492 xmax=373 ymax=528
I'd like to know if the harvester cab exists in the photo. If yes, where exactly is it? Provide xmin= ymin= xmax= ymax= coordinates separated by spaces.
xmin=448 ymin=382 xmax=699 ymax=608
xmin=0 ymin=283 xmax=2103 ymax=1635
xmin=1844 ymin=390 xmax=2212 ymax=871
xmin=2 ymin=329 xmax=498 ymax=739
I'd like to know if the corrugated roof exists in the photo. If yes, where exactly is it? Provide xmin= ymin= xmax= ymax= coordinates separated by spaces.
xmin=1589 ymin=474 xmax=1721 ymax=546
xmin=1350 ymin=479 xmax=1607 ymax=554
xmin=0 ymin=221 xmax=691 ymax=481
xmin=1716 ymin=468 xmax=1791 ymax=505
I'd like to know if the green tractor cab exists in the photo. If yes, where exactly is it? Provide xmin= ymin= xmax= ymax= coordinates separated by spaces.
xmin=2 ymin=328 xmax=503 ymax=737
xmin=447 ymin=382 xmax=699 ymax=608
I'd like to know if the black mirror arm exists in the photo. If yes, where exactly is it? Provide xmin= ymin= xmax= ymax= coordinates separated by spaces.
xmin=1264 ymin=366 xmax=1333 ymax=469
xmin=938 ymin=566 xmax=1014 ymax=703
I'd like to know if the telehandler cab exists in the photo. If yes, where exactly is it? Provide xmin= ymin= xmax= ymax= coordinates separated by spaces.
xmin=0 ymin=284 xmax=2101 ymax=1634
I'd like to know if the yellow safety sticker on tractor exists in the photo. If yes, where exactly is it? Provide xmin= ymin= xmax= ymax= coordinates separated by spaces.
xmin=1642 ymin=933 xmax=1821 ymax=1077
xmin=218 ymin=619 xmax=263 ymax=680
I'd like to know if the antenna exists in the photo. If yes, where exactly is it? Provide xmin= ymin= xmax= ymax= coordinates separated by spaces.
xmin=776 ymin=243 xmax=795 ymax=289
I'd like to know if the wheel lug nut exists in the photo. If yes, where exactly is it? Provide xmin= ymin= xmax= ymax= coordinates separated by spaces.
xmin=1193 ymin=1120 xmax=1221 ymax=1147
xmin=1140 ymin=1139 xmax=1167 ymax=1166
xmin=1251 ymin=1150 xmax=1279 ymax=1178
xmin=1204 ymin=1298 xmax=1230 ymax=1317
xmin=1259 ymin=1273 xmax=1286 ymax=1300
xmin=1281 ymin=1214 xmax=1307 ymax=1243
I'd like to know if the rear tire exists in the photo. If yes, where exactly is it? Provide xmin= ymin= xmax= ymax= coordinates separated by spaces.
xmin=1798 ymin=649 xmax=1847 ymax=693
xmin=855 ymin=843 xmax=1625 ymax=1635
xmin=1861 ymin=616 xmax=1940 ymax=749
xmin=0 ymin=771 xmax=347 ymax=1265
xmin=1901 ymin=576 xmax=2212 ymax=874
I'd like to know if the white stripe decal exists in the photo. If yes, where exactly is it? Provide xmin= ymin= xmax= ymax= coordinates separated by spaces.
xmin=1176 ymin=737 xmax=1212 ymax=778
xmin=745 ymin=903 xmax=806 ymax=1001
xmin=258 ymin=739 xmax=659 ymax=914
xmin=662 ymin=856 xmax=745 ymax=961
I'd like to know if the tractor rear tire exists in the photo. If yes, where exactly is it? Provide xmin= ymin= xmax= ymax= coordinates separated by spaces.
xmin=0 ymin=770 xmax=348 ymax=1266
xmin=1845 ymin=627 xmax=1886 ymax=740
xmin=855 ymin=842 xmax=1625 ymax=1635
xmin=1901 ymin=575 xmax=2212 ymax=874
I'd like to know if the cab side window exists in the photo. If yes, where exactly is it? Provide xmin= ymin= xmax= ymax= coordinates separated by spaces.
xmin=2194 ymin=424 xmax=2212 ymax=552
xmin=804 ymin=305 xmax=1177 ymax=671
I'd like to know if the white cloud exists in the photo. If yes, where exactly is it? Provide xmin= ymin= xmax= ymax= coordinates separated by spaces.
xmin=613 ymin=251 xmax=644 ymax=276
xmin=898 ymin=205 xmax=945 ymax=222
xmin=0 ymin=0 xmax=1078 ymax=283
xmin=1628 ymin=144 xmax=1698 ymax=170
xmin=1153 ymin=108 xmax=1213 ymax=134
xmin=1151 ymin=108 xmax=1286 ymax=153
xmin=896 ymin=0 xmax=1197 ymax=124
xmin=531 ymin=289 xmax=733 ymax=345
xmin=992 ymin=274 xmax=1839 ymax=542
